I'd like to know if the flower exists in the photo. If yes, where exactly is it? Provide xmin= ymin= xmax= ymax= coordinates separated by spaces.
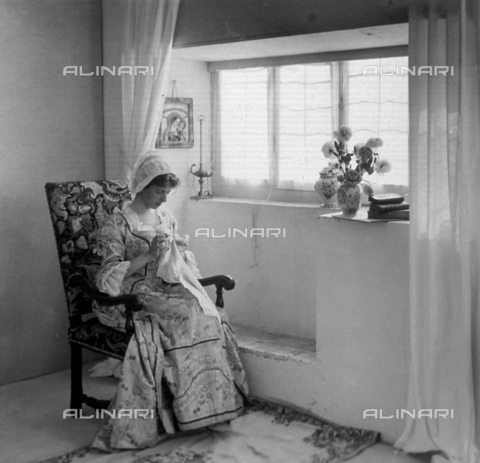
xmin=366 ymin=138 xmax=384 ymax=149
xmin=328 ymin=159 xmax=339 ymax=171
xmin=362 ymin=183 xmax=375 ymax=196
xmin=374 ymin=158 xmax=392 ymax=174
xmin=354 ymin=143 xmax=365 ymax=158
xmin=321 ymin=141 xmax=337 ymax=158
xmin=322 ymin=126 xmax=391 ymax=184
xmin=333 ymin=125 xmax=353 ymax=142
xmin=359 ymin=146 xmax=373 ymax=162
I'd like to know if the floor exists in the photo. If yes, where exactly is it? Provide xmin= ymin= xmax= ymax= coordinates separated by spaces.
xmin=0 ymin=363 xmax=432 ymax=463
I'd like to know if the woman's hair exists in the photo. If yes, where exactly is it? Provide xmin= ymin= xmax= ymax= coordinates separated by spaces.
xmin=145 ymin=173 xmax=181 ymax=190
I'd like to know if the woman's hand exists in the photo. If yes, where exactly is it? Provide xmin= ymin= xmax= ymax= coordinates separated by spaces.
xmin=174 ymin=234 xmax=189 ymax=251
xmin=147 ymin=234 xmax=169 ymax=260
xmin=126 ymin=233 xmax=169 ymax=278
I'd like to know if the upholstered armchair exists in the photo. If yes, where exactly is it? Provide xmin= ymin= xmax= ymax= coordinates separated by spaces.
xmin=45 ymin=180 xmax=235 ymax=412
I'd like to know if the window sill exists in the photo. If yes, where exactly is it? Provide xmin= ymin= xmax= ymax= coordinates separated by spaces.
xmin=233 ymin=324 xmax=316 ymax=364
xmin=320 ymin=206 xmax=410 ymax=224
xmin=189 ymin=198 xmax=410 ymax=224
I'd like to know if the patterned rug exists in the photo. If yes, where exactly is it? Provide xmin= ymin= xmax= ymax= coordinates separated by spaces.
xmin=34 ymin=398 xmax=379 ymax=463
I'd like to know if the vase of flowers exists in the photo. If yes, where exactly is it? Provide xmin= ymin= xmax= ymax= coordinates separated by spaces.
xmin=314 ymin=167 xmax=340 ymax=208
xmin=337 ymin=170 xmax=362 ymax=213
xmin=321 ymin=126 xmax=391 ymax=215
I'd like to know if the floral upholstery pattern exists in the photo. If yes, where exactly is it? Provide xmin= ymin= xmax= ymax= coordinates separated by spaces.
xmin=68 ymin=318 xmax=132 ymax=360
xmin=46 ymin=180 xmax=132 ymax=357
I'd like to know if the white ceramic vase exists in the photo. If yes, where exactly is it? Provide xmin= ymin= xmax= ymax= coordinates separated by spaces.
xmin=314 ymin=169 xmax=339 ymax=208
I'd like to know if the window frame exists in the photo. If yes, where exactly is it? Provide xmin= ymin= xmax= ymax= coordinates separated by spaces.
xmin=210 ymin=46 xmax=408 ymax=203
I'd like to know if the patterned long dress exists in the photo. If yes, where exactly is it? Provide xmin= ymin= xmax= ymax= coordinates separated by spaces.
xmin=91 ymin=206 xmax=248 ymax=451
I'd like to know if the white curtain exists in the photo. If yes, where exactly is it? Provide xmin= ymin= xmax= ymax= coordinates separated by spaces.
xmin=395 ymin=0 xmax=480 ymax=461
xmin=121 ymin=0 xmax=180 ymax=179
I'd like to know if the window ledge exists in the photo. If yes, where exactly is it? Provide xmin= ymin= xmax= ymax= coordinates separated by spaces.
xmin=233 ymin=324 xmax=316 ymax=364
xmin=320 ymin=206 xmax=410 ymax=224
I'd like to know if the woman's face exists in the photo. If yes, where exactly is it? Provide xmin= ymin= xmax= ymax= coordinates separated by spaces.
xmin=138 ymin=185 xmax=172 ymax=209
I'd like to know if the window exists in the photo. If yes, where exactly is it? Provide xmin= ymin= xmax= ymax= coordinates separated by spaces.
xmin=213 ymin=55 xmax=409 ymax=201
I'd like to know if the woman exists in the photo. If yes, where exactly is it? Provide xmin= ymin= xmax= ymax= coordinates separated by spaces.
xmin=91 ymin=153 xmax=248 ymax=451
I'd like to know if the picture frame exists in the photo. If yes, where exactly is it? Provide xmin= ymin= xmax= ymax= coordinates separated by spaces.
xmin=155 ymin=97 xmax=194 ymax=149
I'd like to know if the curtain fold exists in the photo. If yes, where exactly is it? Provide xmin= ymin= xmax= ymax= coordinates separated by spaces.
xmin=121 ymin=0 xmax=180 ymax=180
xmin=395 ymin=0 xmax=480 ymax=461
xmin=211 ymin=71 xmax=221 ymax=181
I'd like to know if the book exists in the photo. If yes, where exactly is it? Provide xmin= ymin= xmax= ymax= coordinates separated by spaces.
xmin=369 ymin=202 xmax=409 ymax=212
xmin=369 ymin=193 xmax=404 ymax=204
xmin=368 ymin=210 xmax=410 ymax=220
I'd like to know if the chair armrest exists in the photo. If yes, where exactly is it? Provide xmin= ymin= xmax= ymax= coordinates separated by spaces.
xmin=198 ymin=275 xmax=235 ymax=309
xmin=70 ymin=271 xmax=234 ymax=330
xmin=70 ymin=273 xmax=143 ymax=334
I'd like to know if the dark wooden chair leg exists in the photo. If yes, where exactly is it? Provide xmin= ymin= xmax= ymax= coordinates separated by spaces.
xmin=70 ymin=343 xmax=83 ymax=412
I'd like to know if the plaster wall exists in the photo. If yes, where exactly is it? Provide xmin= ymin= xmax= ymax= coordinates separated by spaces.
xmin=185 ymin=200 xmax=410 ymax=444
xmin=0 ymin=0 xmax=104 ymax=386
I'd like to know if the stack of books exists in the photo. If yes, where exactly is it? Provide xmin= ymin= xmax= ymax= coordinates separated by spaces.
xmin=367 ymin=193 xmax=409 ymax=220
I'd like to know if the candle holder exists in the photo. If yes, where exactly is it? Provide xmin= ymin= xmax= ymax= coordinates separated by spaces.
xmin=190 ymin=115 xmax=213 ymax=199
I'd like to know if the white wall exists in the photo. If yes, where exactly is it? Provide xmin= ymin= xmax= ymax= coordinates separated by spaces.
xmin=102 ymin=0 xmax=125 ymax=178
xmin=184 ymin=198 xmax=410 ymax=444
xmin=314 ymin=217 xmax=410 ymax=442
xmin=185 ymin=200 xmax=318 ymax=339
xmin=0 ymin=0 xmax=104 ymax=386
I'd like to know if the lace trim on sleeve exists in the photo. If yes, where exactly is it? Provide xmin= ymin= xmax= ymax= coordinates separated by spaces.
xmin=95 ymin=261 xmax=130 ymax=296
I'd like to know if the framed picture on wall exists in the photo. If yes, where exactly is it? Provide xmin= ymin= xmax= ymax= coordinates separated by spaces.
xmin=155 ymin=97 xmax=194 ymax=148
